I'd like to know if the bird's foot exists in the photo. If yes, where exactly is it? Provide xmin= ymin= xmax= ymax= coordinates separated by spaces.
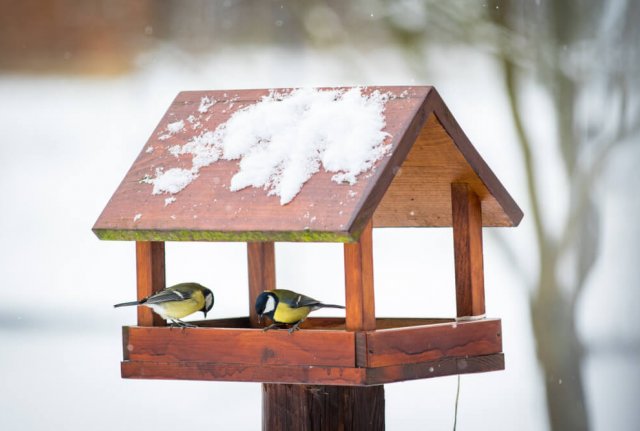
xmin=262 ymin=323 xmax=282 ymax=332
xmin=169 ymin=319 xmax=197 ymax=329
xmin=288 ymin=321 xmax=304 ymax=334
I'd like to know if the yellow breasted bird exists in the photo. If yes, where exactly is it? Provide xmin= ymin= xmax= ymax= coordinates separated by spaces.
xmin=255 ymin=289 xmax=345 ymax=333
xmin=114 ymin=282 xmax=214 ymax=327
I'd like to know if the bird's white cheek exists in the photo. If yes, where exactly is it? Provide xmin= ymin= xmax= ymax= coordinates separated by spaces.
xmin=263 ymin=296 xmax=276 ymax=314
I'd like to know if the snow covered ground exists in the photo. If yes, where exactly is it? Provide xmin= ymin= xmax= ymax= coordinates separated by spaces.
xmin=1 ymin=45 xmax=638 ymax=430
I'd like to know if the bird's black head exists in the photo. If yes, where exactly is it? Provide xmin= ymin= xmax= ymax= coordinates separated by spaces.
xmin=201 ymin=287 xmax=215 ymax=318
xmin=255 ymin=291 xmax=278 ymax=321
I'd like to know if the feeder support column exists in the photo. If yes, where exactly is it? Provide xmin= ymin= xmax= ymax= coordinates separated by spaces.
xmin=451 ymin=183 xmax=486 ymax=318
xmin=247 ymin=242 xmax=276 ymax=328
xmin=135 ymin=241 xmax=166 ymax=327
xmin=343 ymin=220 xmax=376 ymax=331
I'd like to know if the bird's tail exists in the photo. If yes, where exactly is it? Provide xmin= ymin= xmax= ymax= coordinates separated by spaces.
xmin=318 ymin=303 xmax=346 ymax=309
xmin=113 ymin=300 xmax=140 ymax=308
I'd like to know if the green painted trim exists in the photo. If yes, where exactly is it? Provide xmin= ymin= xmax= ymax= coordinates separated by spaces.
xmin=92 ymin=228 xmax=356 ymax=243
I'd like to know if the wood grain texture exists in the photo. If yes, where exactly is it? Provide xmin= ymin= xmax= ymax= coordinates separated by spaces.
xmin=135 ymin=241 xmax=166 ymax=327
xmin=247 ymin=242 xmax=276 ymax=327
xmin=125 ymin=326 xmax=356 ymax=367
xmin=120 ymin=354 xmax=504 ymax=385
xmin=122 ymin=361 xmax=368 ymax=385
xmin=372 ymin=90 xmax=524 ymax=228
xmin=120 ymin=317 xmax=503 ymax=385
xmin=364 ymin=319 xmax=502 ymax=368
xmin=263 ymin=384 xmax=384 ymax=431
xmin=364 ymin=353 xmax=505 ymax=385
xmin=451 ymin=183 xmax=486 ymax=317
xmin=93 ymin=86 xmax=522 ymax=243
xmin=343 ymin=220 xmax=375 ymax=332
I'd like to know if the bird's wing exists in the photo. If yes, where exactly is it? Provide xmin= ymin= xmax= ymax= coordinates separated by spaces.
xmin=145 ymin=288 xmax=192 ymax=304
xmin=286 ymin=292 xmax=323 ymax=309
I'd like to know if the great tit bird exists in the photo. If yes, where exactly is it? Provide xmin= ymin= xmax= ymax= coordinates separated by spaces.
xmin=255 ymin=289 xmax=345 ymax=333
xmin=114 ymin=282 xmax=214 ymax=327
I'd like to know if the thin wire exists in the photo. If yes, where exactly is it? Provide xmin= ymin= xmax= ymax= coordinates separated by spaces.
xmin=453 ymin=374 xmax=461 ymax=431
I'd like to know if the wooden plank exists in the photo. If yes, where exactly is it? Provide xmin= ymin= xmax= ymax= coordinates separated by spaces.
xmin=343 ymin=220 xmax=375 ymax=332
xmin=120 ymin=354 xmax=504 ymax=385
xmin=192 ymin=316 xmax=251 ymax=328
xmin=263 ymin=384 xmax=384 ymax=431
xmin=247 ymin=242 xmax=276 ymax=328
xmin=125 ymin=326 xmax=356 ymax=367
xmin=365 ymin=319 xmax=502 ymax=368
xmin=135 ymin=241 xmax=166 ymax=327
xmin=365 ymin=353 xmax=505 ymax=385
xmin=121 ymin=361 xmax=367 ymax=386
xmin=451 ymin=183 xmax=486 ymax=318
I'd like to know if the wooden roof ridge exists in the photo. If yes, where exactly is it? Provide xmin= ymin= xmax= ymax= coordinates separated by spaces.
xmin=93 ymin=86 xmax=522 ymax=243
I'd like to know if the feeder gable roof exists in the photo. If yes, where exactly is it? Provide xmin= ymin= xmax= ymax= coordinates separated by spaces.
xmin=93 ymin=86 xmax=522 ymax=242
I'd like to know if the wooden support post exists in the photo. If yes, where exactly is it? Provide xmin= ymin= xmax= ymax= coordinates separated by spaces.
xmin=263 ymin=384 xmax=384 ymax=431
xmin=135 ymin=241 xmax=166 ymax=327
xmin=343 ymin=220 xmax=376 ymax=331
xmin=247 ymin=242 xmax=276 ymax=328
xmin=451 ymin=183 xmax=486 ymax=318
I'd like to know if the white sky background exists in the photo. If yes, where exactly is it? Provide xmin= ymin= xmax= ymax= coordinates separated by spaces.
xmin=0 ymin=43 xmax=638 ymax=430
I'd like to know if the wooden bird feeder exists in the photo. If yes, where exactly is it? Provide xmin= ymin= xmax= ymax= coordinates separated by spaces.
xmin=94 ymin=86 xmax=522 ymax=429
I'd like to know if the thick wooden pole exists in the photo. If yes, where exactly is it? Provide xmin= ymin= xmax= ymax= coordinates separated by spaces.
xmin=451 ymin=183 xmax=486 ymax=318
xmin=247 ymin=242 xmax=276 ymax=328
xmin=263 ymin=384 xmax=384 ymax=431
xmin=135 ymin=241 xmax=166 ymax=327
xmin=343 ymin=220 xmax=376 ymax=331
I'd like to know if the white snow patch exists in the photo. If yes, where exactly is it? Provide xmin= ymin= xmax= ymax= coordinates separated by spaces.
xmin=133 ymin=213 xmax=142 ymax=222
xmin=167 ymin=120 xmax=185 ymax=134
xmin=164 ymin=196 xmax=176 ymax=206
xmin=148 ymin=88 xmax=390 ymax=204
xmin=199 ymin=96 xmax=216 ymax=113
xmin=150 ymin=167 xmax=196 ymax=195
xmin=145 ymin=146 xmax=154 ymax=153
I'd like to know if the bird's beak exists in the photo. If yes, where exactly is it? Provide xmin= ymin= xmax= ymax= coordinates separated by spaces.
xmin=203 ymin=310 xmax=208 ymax=318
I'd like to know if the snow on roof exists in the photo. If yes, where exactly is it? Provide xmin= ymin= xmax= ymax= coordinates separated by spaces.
xmin=149 ymin=88 xmax=390 ymax=205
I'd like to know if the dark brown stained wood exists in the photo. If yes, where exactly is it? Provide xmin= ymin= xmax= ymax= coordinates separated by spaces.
xmin=93 ymin=86 xmax=522 ymax=242
xmin=120 ymin=317 xmax=503 ymax=385
xmin=364 ymin=319 xmax=502 ymax=368
xmin=263 ymin=384 xmax=384 ymax=431
xmin=247 ymin=242 xmax=276 ymax=327
xmin=365 ymin=353 xmax=505 ymax=385
xmin=135 ymin=241 xmax=166 ymax=327
xmin=343 ymin=220 xmax=375 ymax=332
xmin=120 ymin=353 xmax=504 ymax=385
xmin=125 ymin=326 xmax=356 ymax=367
xmin=451 ymin=183 xmax=486 ymax=318
xmin=122 ymin=361 xmax=367 ymax=385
